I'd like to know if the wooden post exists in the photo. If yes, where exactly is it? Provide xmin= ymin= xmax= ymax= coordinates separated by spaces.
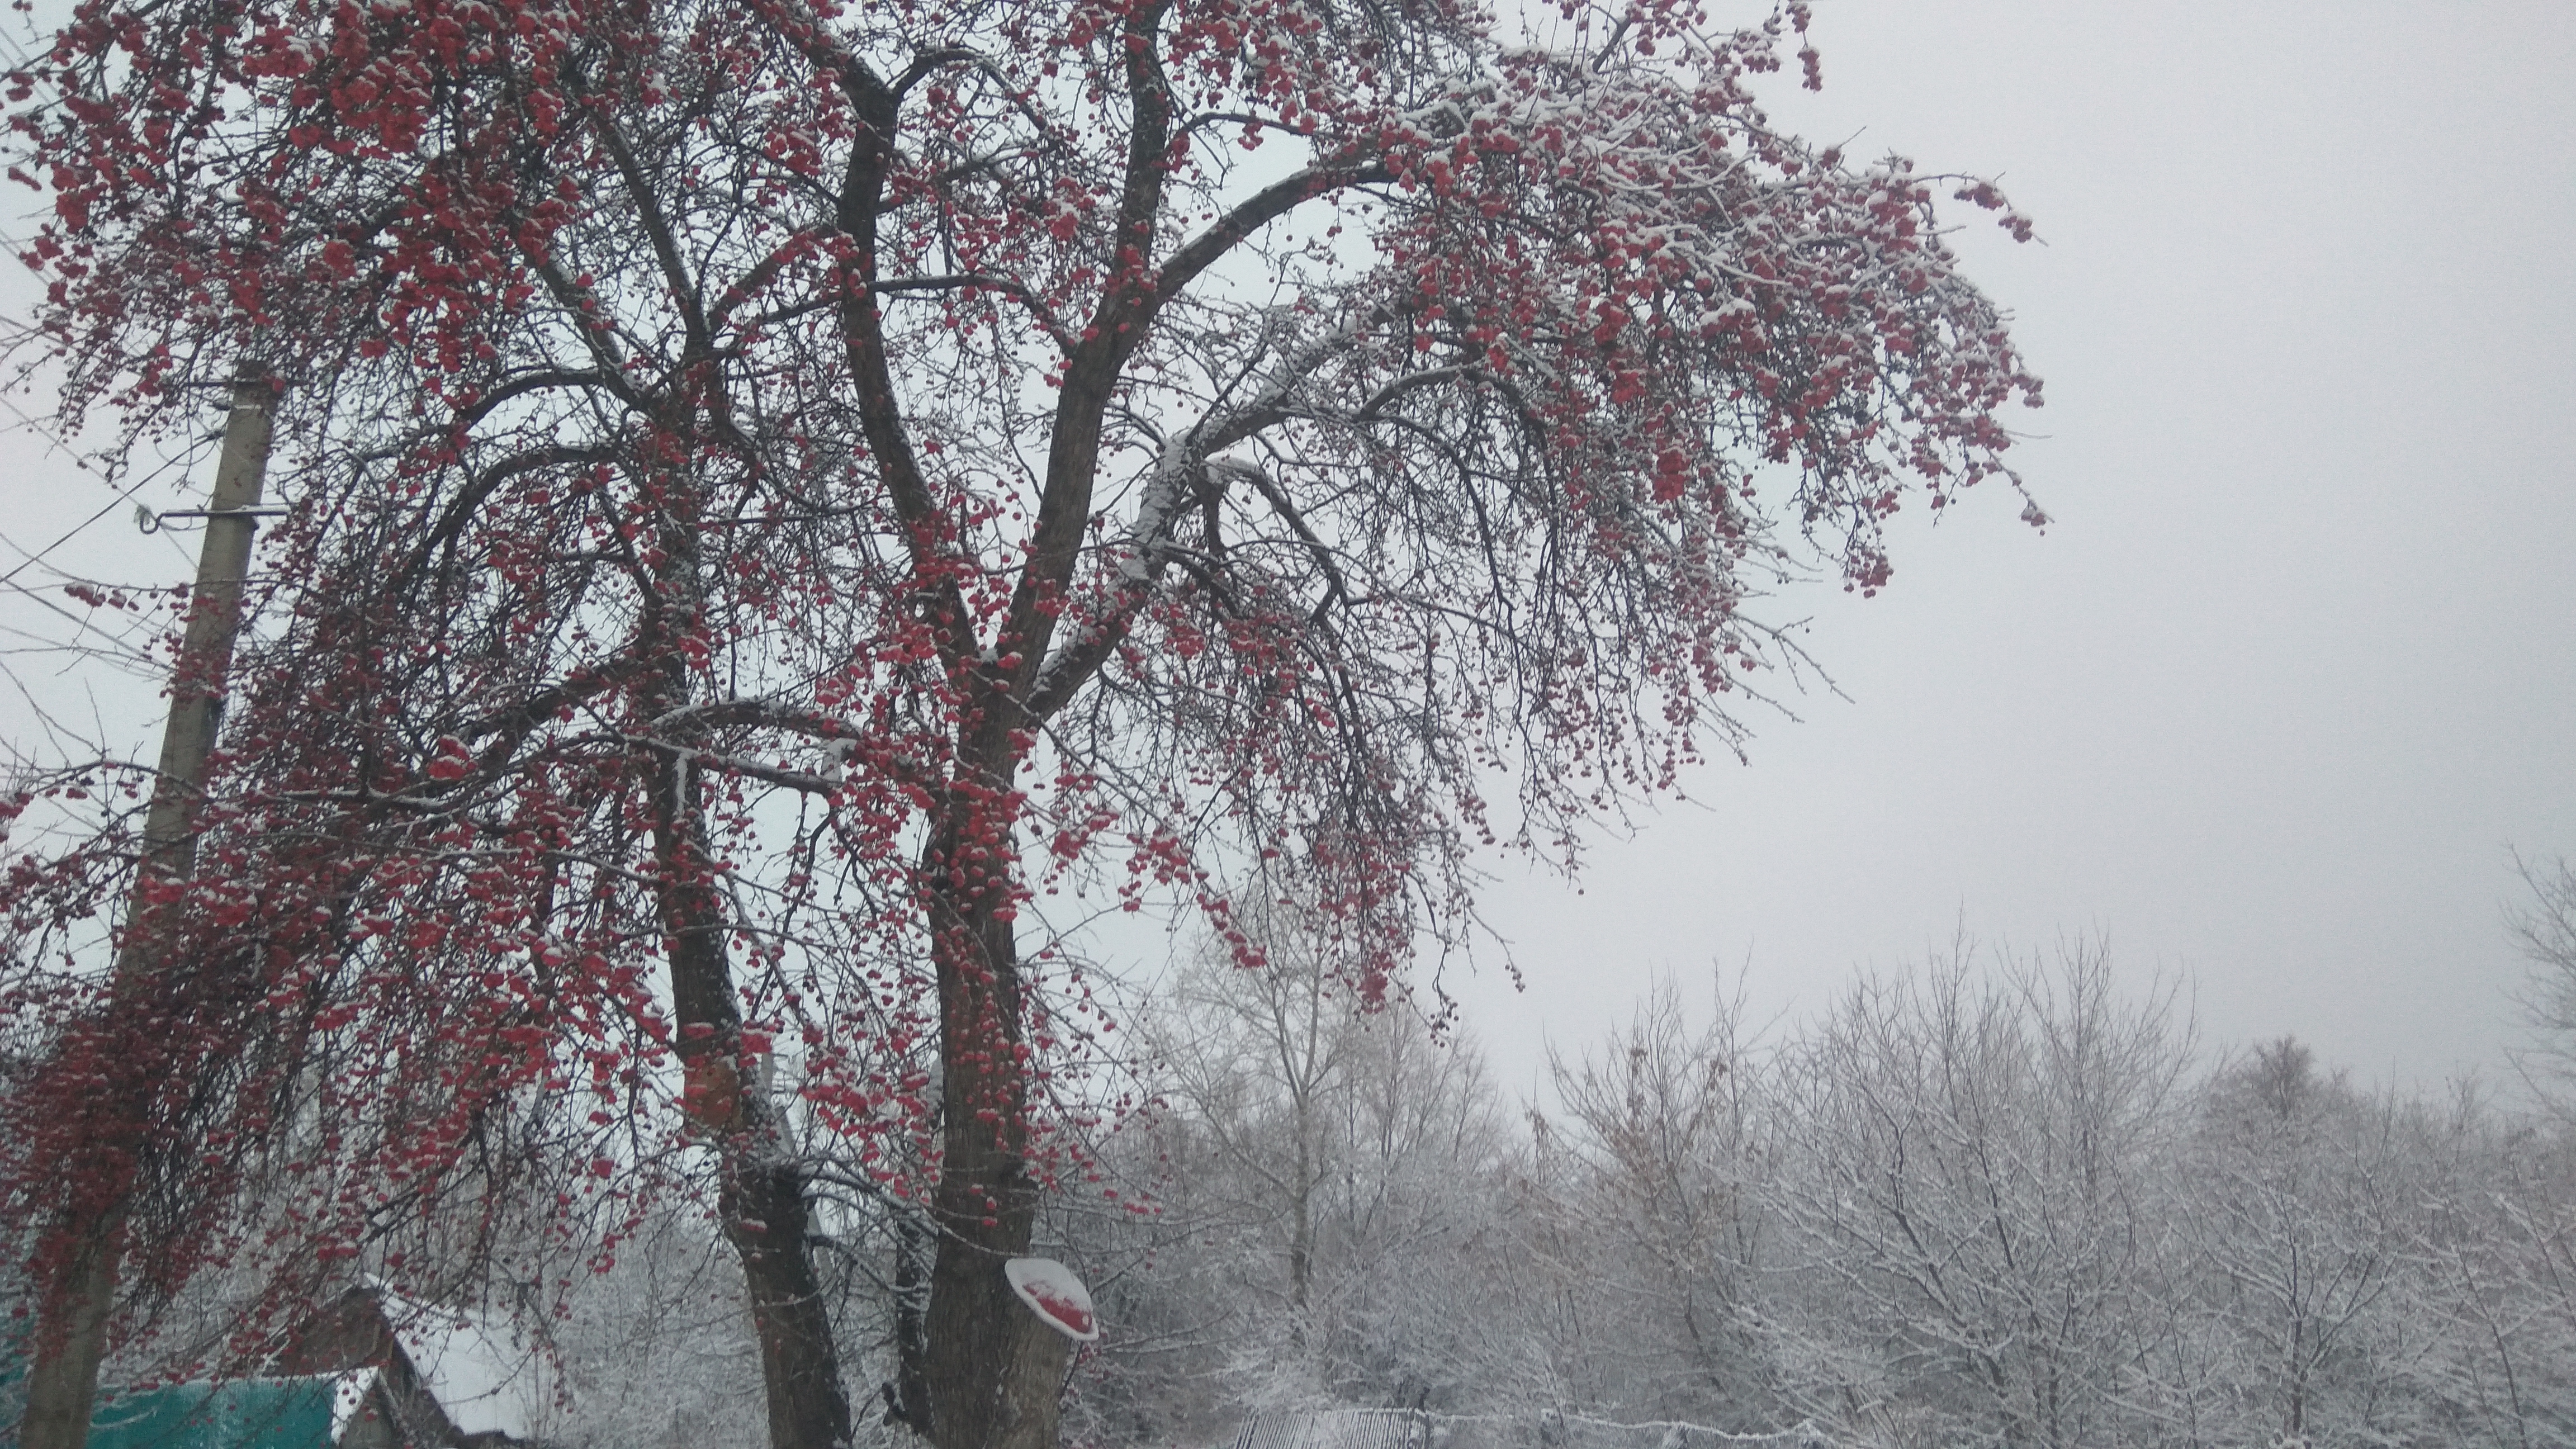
xmin=17 ymin=367 xmax=279 ymax=1449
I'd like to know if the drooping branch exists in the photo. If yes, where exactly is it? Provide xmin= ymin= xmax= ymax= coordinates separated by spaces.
xmin=1152 ymin=158 xmax=1395 ymax=307
xmin=589 ymin=106 xmax=713 ymax=360
xmin=397 ymin=441 xmax=626 ymax=594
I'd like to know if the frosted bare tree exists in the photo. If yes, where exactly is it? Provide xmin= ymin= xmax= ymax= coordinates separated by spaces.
xmin=1525 ymin=978 xmax=1781 ymax=1428
xmin=2395 ymin=1082 xmax=2576 ymax=1448
xmin=1125 ymin=907 xmax=1529 ymax=1416
xmin=1765 ymin=940 xmax=2190 ymax=1449
xmin=2509 ymin=854 xmax=2576 ymax=1101
xmin=2176 ymin=1039 xmax=2404 ymax=1446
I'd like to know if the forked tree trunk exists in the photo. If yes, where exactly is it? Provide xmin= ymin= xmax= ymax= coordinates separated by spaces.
xmin=829 ymin=44 xmax=1108 ymax=1446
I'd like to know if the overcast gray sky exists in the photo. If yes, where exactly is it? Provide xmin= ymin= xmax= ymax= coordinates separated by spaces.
xmin=1446 ymin=0 xmax=2576 ymax=1092
xmin=1 ymin=1 xmax=2568 ymax=1096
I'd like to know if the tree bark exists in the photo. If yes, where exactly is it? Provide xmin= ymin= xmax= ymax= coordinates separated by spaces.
xmin=915 ymin=783 xmax=1072 ymax=1449
xmin=888 ymin=1205 xmax=935 ymax=1431
xmin=724 ymin=1153 xmax=855 ymax=1449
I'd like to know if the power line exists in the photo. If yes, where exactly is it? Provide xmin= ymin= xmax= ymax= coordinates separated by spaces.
xmin=0 ymin=575 xmax=162 ymax=670
xmin=0 ymin=392 xmax=211 ymax=592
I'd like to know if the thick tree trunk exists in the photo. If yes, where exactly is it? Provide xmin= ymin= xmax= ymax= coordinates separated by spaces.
xmin=830 ymin=50 xmax=1098 ymax=1445
xmin=921 ymin=1248 xmax=1073 ymax=1449
xmin=915 ymin=788 xmax=1072 ymax=1449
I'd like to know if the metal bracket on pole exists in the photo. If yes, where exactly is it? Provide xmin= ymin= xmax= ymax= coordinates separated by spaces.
xmin=134 ymin=505 xmax=290 ymax=534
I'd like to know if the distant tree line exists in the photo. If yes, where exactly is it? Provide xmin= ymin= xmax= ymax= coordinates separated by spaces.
xmin=1042 ymin=910 xmax=2576 ymax=1449
xmin=94 ymin=871 xmax=2576 ymax=1449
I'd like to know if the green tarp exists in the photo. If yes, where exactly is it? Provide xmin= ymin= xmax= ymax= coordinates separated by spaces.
xmin=82 ymin=1377 xmax=341 ymax=1449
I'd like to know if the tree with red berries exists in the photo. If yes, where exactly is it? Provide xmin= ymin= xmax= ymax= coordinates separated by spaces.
xmin=0 ymin=1 xmax=2040 ymax=1446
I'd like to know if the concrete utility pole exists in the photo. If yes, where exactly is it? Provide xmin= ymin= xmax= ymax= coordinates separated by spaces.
xmin=17 ymin=367 xmax=278 ymax=1449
